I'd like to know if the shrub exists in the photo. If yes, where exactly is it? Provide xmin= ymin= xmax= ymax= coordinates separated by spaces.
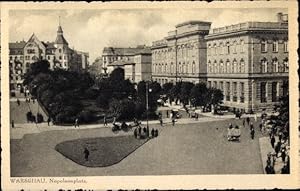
xmin=78 ymin=110 xmax=96 ymax=123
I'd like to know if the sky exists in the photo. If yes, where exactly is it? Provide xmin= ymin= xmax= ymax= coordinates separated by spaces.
xmin=9 ymin=8 xmax=287 ymax=63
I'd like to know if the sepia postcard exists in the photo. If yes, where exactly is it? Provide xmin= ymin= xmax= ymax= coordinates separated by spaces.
xmin=1 ymin=1 xmax=299 ymax=190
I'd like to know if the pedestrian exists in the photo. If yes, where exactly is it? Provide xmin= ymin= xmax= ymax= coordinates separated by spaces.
xmin=138 ymin=127 xmax=142 ymax=135
xmin=250 ymin=126 xmax=255 ymax=140
xmin=11 ymin=120 xmax=14 ymax=128
xmin=250 ymin=122 xmax=254 ymax=130
xmin=265 ymin=164 xmax=275 ymax=174
xmin=172 ymin=118 xmax=175 ymax=126
xmin=83 ymin=148 xmax=90 ymax=161
xmin=134 ymin=128 xmax=138 ymax=138
xmin=17 ymin=98 xmax=20 ymax=106
xmin=47 ymin=117 xmax=51 ymax=126
xmin=281 ymin=148 xmax=286 ymax=162
xmin=281 ymin=163 xmax=289 ymax=174
xmin=159 ymin=116 xmax=163 ymax=126
xmin=103 ymin=115 xmax=107 ymax=127
xmin=74 ymin=118 xmax=79 ymax=128
xmin=195 ymin=113 xmax=199 ymax=121
xmin=275 ymin=141 xmax=281 ymax=157
xmin=270 ymin=135 xmax=276 ymax=148
xmin=246 ymin=117 xmax=250 ymax=126
xmin=278 ymin=132 xmax=283 ymax=142
xmin=166 ymin=110 xmax=169 ymax=118
xmin=155 ymin=129 xmax=159 ymax=137
xmin=151 ymin=128 xmax=155 ymax=138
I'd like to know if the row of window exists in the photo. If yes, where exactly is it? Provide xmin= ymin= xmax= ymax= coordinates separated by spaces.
xmin=103 ymin=56 xmax=130 ymax=63
xmin=208 ymin=81 xmax=283 ymax=103
xmin=261 ymin=40 xmax=288 ymax=53
xmin=261 ymin=58 xmax=288 ymax=73
xmin=153 ymin=47 xmax=198 ymax=61
xmin=153 ymin=61 xmax=196 ymax=74
xmin=208 ymin=59 xmax=245 ymax=74
xmin=208 ymin=40 xmax=245 ymax=56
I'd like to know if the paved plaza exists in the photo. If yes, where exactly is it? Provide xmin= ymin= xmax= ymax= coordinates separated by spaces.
xmin=10 ymin=104 xmax=266 ymax=176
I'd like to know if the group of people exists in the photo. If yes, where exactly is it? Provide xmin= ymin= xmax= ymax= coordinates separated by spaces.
xmin=227 ymin=123 xmax=241 ymax=141
xmin=158 ymin=111 xmax=177 ymax=127
xmin=265 ymin=123 xmax=290 ymax=174
xmin=242 ymin=117 xmax=256 ymax=140
xmin=134 ymin=126 xmax=159 ymax=139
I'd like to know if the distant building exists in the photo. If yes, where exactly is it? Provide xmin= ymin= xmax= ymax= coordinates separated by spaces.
xmin=9 ymin=24 xmax=89 ymax=94
xmin=205 ymin=12 xmax=288 ymax=112
xmin=151 ymin=21 xmax=212 ymax=85
xmin=102 ymin=46 xmax=152 ymax=83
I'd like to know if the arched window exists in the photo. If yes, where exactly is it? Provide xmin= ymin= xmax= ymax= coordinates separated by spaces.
xmin=273 ymin=58 xmax=278 ymax=72
xmin=208 ymin=61 xmax=211 ymax=73
xmin=226 ymin=42 xmax=230 ymax=54
xmin=283 ymin=58 xmax=289 ymax=72
xmin=240 ymin=40 xmax=245 ymax=53
xmin=187 ymin=61 xmax=190 ymax=73
xmin=192 ymin=61 xmax=196 ymax=74
xmin=233 ymin=59 xmax=237 ymax=73
xmin=214 ymin=43 xmax=217 ymax=55
xmin=272 ymin=39 xmax=278 ymax=52
xmin=182 ymin=62 xmax=185 ymax=73
xmin=179 ymin=62 xmax=181 ymax=73
xmin=261 ymin=58 xmax=268 ymax=73
xmin=220 ymin=60 xmax=224 ymax=73
xmin=284 ymin=40 xmax=288 ymax=52
xmin=214 ymin=60 xmax=217 ymax=73
xmin=207 ymin=44 xmax=211 ymax=56
xmin=240 ymin=59 xmax=245 ymax=73
xmin=233 ymin=41 xmax=237 ymax=54
xmin=219 ymin=42 xmax=223 ymax=55
xmin=59 ymin=48 xmax=62 ymax=53
xmin=261 ymin=39 xmax=267 ymax=53
xmin=226 ymin=59 xmax=230 ymax=73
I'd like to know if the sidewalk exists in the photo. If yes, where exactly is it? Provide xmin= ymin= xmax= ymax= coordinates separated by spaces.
xmin=10 ymin=116 xmax=228 ymax=140
xmin=259 ymin=136 xmax=285 ymax=174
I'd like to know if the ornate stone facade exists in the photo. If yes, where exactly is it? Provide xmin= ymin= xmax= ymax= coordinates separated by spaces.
xmin=151 ymin=21 xmax=211 ymax=85
xmin=9 ymin=24 xmax=89 ymax=94
xmin=205 ymin=13 xmax=288 ymax=112
xmin=102 ymin=46 xmax=152 ymax=84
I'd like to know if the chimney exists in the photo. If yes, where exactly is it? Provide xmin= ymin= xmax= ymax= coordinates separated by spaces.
xmin=277 ymin=12 xmax=283 ymax=22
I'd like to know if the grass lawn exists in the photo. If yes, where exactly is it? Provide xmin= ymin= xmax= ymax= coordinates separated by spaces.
xmin=55 ymin=135 xmax=149 ymax=167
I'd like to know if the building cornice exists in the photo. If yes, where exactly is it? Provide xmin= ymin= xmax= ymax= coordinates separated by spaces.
xmin=205 ymin=29 xmax=288 ymax=40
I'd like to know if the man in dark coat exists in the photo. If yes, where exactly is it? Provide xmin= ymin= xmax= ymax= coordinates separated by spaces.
xmin=274 ymin=142 xmax=281 ymax=157
xmin=265 ymin=164 xmax=275 ymax=174
xmin=270 ymin=135 xmax=276 ymax=148
xmin=250 ymin=126 xmax=255 ymax=140
xmin=84 ymin=148 xmax=90 ymax=161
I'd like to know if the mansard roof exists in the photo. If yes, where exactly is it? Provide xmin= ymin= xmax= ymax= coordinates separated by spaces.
xmin=9 ymin=41 xmax=26 ymax=49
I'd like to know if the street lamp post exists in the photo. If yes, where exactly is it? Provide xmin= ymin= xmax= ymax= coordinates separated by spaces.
xmin=146 ymin=81 xmax=152 ymax=132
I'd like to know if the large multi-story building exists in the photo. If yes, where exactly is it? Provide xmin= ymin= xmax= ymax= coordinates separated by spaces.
xmin=102 ymin=46 xmax=152 ymax=83
xmin=151 ymin=13 xmax=288 ymax=112
xmin=205 ymin=12 xmax=288 ymax=112
xmin=9 ymin=24 xmax=89 ymax=94
xmin=151 ymin=21 xmax=212 ymax=85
